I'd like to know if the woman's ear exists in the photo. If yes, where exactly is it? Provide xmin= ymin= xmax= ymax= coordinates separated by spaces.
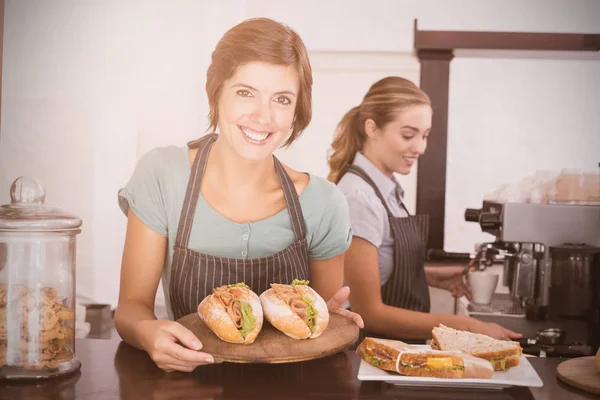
xmin=364 ymin=119 xmax=378 ymax=139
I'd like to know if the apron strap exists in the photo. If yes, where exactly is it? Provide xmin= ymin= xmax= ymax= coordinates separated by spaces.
xmin=400 ymin=202 xmax=411 ymax=216
xmin=174 ymin=133 xmax=216 ymax=249
xmin=345 ymin=165 xmax=405 ymax=219
xmin=274 ymin=158 xmax=306 ymax=242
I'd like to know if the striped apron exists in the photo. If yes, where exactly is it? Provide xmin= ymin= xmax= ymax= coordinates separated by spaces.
xmin=344 ymin=165 xmax=430 ymax=343
xmin=169 ymin=133 xmax=310 ymax=320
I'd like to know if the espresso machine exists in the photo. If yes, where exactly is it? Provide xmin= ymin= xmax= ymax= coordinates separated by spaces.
xmin=464 ymin=201 xmax=600 ymax=357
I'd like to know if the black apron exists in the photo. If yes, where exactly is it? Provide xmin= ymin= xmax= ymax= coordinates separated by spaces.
xmin=344 ymin=165 xmax=430 ymax=343
xmin=169 ymin=133 xmax=310 ymax=320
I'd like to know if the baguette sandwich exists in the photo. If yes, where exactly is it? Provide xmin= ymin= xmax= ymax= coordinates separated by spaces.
xmin=431 ymin=324 xmax=522 ymax=371
xmin=197 ymin=283 xmax=263 ymax=344
xmin=356 ymin=337 xmax=494 ymax=379
xmin=260 ymin=279 xmax=329 ymax=339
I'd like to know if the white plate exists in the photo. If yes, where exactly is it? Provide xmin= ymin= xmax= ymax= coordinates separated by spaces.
xmin=357 ymin=341 xmax=543 ymax=390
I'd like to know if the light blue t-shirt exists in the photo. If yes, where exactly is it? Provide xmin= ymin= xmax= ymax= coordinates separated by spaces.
xmin=118 ymin=145 xmax=352 ymax=318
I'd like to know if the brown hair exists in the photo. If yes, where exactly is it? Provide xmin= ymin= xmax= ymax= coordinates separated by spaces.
xmin=206 ymin=18 xmax=312 ymax=147
xmin=327 ymin=76 xmax=431 ymax=183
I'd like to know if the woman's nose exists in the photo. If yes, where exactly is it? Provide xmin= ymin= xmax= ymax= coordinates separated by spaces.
xmin=413 ymin=137 xmax=427 ymax=155
xmin=251 ymin=100 xmax=272 ymax=125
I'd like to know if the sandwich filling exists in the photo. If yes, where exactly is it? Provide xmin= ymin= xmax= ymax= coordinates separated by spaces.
xmin=490 ymin=358 xmax=508 ymax=371
xmin=360 ymin=344 xmax=395 ymax=367
xmin=272 ymin=280 xmax=318 ymax=333
xmin=214 ymin=283 xmax=256 ymax=339
xmin=398 ymin=354 xmax=464 ymax=371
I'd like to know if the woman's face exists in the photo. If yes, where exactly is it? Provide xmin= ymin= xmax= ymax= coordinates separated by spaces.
xmin=366 ymin=104 xmax=432 ymax=176
xmin=216 ymin=61 xmax=299 ymax=161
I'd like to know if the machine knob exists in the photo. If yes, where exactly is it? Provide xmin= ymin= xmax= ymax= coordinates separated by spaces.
xmin=479 ymin=212 xmax=501 ymax=230
xmin=520 ymin=252 xmax=533 ymax=264
xmin=464 ymin=208 xmax=482 ymax=222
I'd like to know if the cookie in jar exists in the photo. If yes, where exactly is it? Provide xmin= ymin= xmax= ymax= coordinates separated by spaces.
xmin=0 ymin=284 xmax=77 ymax=373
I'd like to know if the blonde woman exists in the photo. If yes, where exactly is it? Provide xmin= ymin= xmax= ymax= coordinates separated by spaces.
xmin=328 ymin=77 xmax=520 ymax=342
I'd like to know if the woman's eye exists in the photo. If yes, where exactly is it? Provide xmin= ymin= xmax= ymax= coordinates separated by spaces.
xmin=237 ymin=90 xmax=253 ymax=97
xmin=275 ymin=96 xmax=291 ymax=105
xmin=402 ymin=135 xmax=414 ymax=140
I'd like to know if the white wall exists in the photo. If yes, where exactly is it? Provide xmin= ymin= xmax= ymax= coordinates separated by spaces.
xmin=1 ymin=0 xmax=599 ymax=308
xmin=445 ymin=54 xmax=600 ymax=252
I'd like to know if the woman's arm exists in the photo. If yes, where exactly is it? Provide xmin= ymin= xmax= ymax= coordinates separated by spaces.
xmin=309 ymin=254 xmax=345 ymax=303
xmin=115 ymin=210 xmax=214 ymax=371
xmin=345 ymin=236 xmax=478 ymax=340
xmin=114 ymin=209 xmax=166 ymax=348
xmin=310 ymin=254 xmax=364 ymax=328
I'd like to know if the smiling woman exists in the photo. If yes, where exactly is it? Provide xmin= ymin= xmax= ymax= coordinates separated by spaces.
xmin=328 ymin=77 xmax=521 ymax=344
xmin=205 ymin=18 xmax=312 ymax=149
xmin=114 ymin=17 xmax=363 ymax=373
xmin=215 ymin=62 xmax=299 ymax=161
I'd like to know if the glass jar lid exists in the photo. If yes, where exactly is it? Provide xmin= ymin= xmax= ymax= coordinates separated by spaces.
xmin=0 ymin=177 xmax=82 ymax=232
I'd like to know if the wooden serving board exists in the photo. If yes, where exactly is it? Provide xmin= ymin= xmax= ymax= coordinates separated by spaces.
xmin=176 ymin=313 xmax=359 ymax=364
xmin=556 ymin=357 xmax=600 ymax=396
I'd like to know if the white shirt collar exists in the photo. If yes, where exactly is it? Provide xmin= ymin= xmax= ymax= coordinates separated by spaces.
xmin=352 ymin=152 xmax=404 ymax=201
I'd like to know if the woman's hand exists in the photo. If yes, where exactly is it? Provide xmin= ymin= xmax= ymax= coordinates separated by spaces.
xmin=136 ymin=319 xmax=216 ymax=372
xmin=426 ymin=266 xmax=472 ymax=299
xmin=326 ymin=286 xmax=364 ymax=328
xmin=468 ymin=318 xmax=522 ymax=340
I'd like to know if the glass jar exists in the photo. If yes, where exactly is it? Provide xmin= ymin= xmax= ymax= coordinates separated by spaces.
xmin=553 ymin=168 xmax=587 ymax=203
xmin=0 ymin=177 xmax=82 ymax=379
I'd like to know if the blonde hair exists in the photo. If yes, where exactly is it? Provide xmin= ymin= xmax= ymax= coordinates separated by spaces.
xmin=327 ymin=77 xmax=431 ymax=183
xmin=206 ymin=18 xmax=312 ymax=146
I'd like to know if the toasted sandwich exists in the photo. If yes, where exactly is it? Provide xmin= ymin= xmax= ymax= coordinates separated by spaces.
xmin=356 ymin=337 xmax=466 ymax=378
xmin=431 ymin=324 xmax=522 ymax=371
